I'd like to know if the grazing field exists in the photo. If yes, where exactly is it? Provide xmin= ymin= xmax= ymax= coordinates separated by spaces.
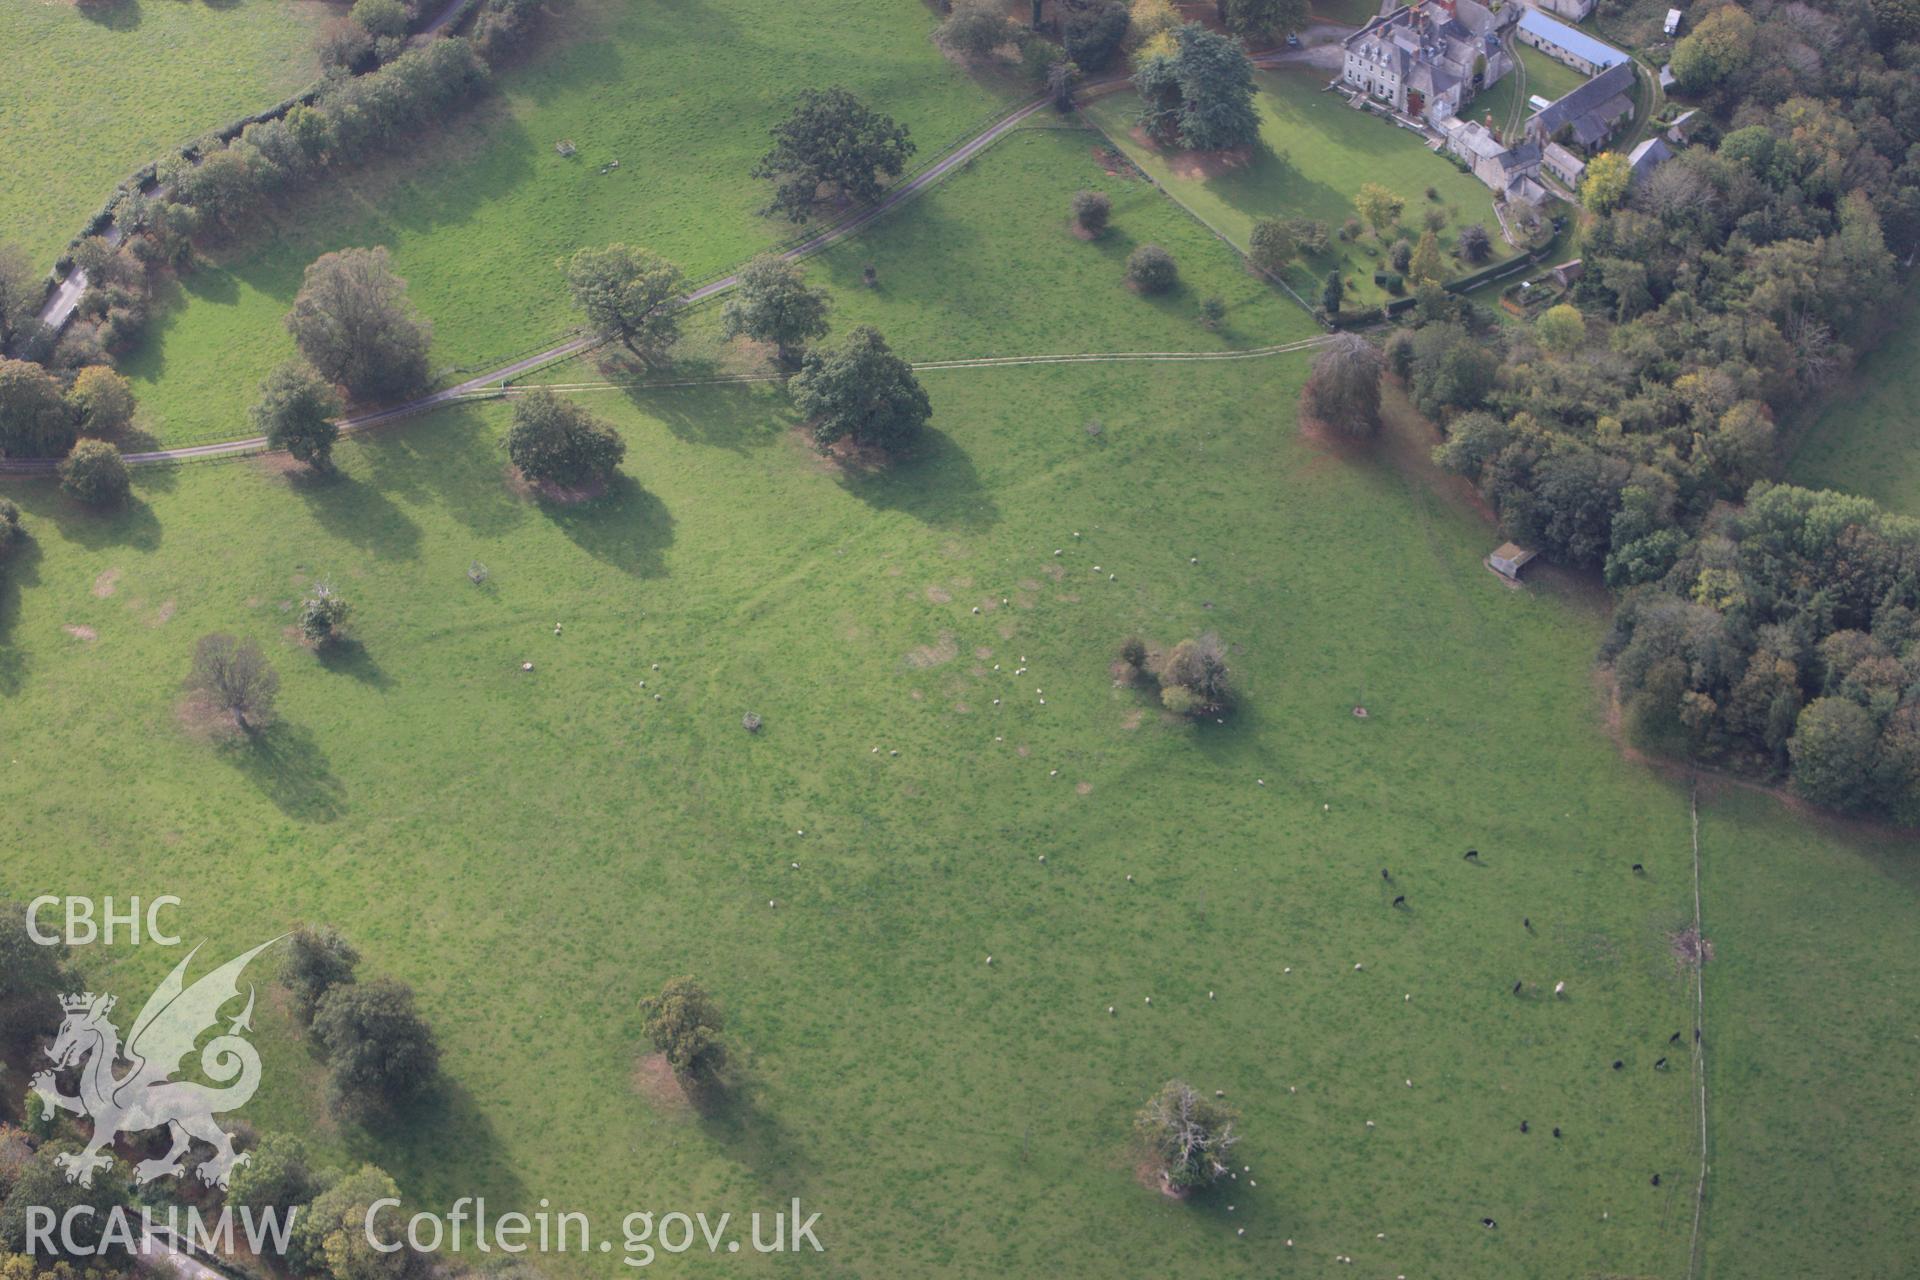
xmin=1787 ymin=305 xmax=1920 ymax=513
xmin=550 ymin=123 xmax=1324 ymax=391
xmin=3 ymin=8 xmax=1911 ymax=1277
xmin=116 ymin=0 xmax=1016 ymax=446
xmin=0 ymin=0 xmax=326 ymax=268
xmin=1085 ymin=68 xmax=1514 ymax=310
xmin=5 ymin=306 xmax=1720 ymax=1276
xmin=1695 ymin=785 xmax=1920 ymax=1278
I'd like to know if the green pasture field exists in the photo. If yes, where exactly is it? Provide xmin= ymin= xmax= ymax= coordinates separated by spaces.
xmin=1 ymin=0 xmax=327 ymax=268
xmin=1084 ymin=68 xmax=1515 ymax=311
xmin=1787 ymin=305 xmax=1920 ymax=514
xmin=1 ymin=10 xmax=1911 ymax=1277
xmin=114 ymin=0 xmax=1017 ymax=447
xmin=543 ymin=123 xmax=1324 ymax=389
xmin=2 ymin=351 xmax=1710 ymax=1276
xmin=1695 ymin=785 xmax=1920 ymax=1278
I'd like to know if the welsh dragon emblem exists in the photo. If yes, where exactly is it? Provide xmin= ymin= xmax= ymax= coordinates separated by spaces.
xmin=30 ymin=939 xmax=281 ymax=1189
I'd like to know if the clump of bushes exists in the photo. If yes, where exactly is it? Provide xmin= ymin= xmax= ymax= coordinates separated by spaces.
xmin=1070 ymin=188 xmax=1112 ymax=237
xmin=1136 ymin=1079 xmax=1240 ymax=1195
xmin=1458 ymin=222 xmax=1491 ymax=264
xmin=281 ymin=924 xmax=440 ymax=1123
xmin=299 ymin=581 xmax=353 ymax=648
xmin=1116 ymin=632 xmax=1233 ymax=717
xmin=640 ymin=976 xmax=731 ymax=1102
xmin=1126 ymin=243 xmax=1178 ymax=293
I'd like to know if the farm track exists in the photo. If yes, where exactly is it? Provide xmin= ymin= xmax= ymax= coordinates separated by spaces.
xmin=4 ymin=42 xmax=1346 ymax=474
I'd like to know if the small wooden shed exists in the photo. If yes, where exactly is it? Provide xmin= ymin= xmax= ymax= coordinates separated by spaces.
xmin=1488 ymin=542 xmax=1538 ymax=581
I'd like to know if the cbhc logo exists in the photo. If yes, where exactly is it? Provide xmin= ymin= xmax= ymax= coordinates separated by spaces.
xmin=25 ymin=896 xmax=182 ymax=946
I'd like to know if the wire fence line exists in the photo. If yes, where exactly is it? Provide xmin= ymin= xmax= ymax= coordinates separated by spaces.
xmin=1684 ymin=779 xmax=1711 ymax=1280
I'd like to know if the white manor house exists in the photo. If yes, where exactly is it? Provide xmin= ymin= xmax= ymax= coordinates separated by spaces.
xmin=1341 ymin=0 xmax=1517 ymax=127
xmin=1340 ymin=0 xmax=1650 ymax=207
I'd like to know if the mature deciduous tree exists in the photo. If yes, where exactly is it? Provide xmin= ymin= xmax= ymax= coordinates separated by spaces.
xmin=720 ymin=254 xmax=830 ymax=366
xmin=1 ymin=1143 xmax=131 ymax=1262
xmin=1216 ymin=0 xmax=1308 ymax=41
xmin=1157 ymin=632 xmax=1231 ymax=713
xmin=283 ymin=926 xmax=362 ymax=1026
xmin=0 ymin=244 xmax=36 ymax=352
xmin=300 ymin=581 xmax=353 ymax=648
xmin=58 ymin=439 xmax=129 ymax=507
xmin=67 ymin=366 xmax=135 ymax=436
xmin=1248 ymin=216 xmax=1296 ymax=276
xmin=1788 ymin=697 xmax=1881 ymax=812
xmin=1579 ymin=151 xmax=1632 ymax=214
xmin=1300 ymin=334 xmax=1383 ymax=439
xmin=1407 ymin=229 xmax=1443 ymax=285
xmin=790 ymin=325 xmax=931 ymax=451
xmin=1126 ymin=243 xmax=1179 ymax=293
xmin=0 ymin=500 xmax=20 ymax=573
xmin=935 ymin=1 xmax=1013 ymax=58
xmin=285 ymin=247 xmax=433 ymax=400
xmin=1671 ymin=5 xmax=1755 ymax=93
xmin=752 ymin=89 xmax=915 ymax=222
xmin=1070 ymin=189 xmax=1112 ymax=237
xmin=185 ymin=633 xmax=280 ymax=734
xmin=313 ymin=978 xmax=440 ymax=1121
xmin=0 ymin=903 xmax=73 ymax=1055
xmin=288 ymin=1165 xmax=418 ymax=1280
xmin=560 ymin=245 xmax=684 ymax=357
xmin=1354 ymin=183 xmax=1405 ymax=236
xmin=1534 ymin=303 xmax=1585 ymax=355
xmin=252 ymin=360 xmax=343 ymax=472
xmin=0 ymin=359 xmax=76 ymax=459
xmin=1457 ymin=222 xmax=1491 ymax=264
xmin=225 ymin=1133 xmax=321 ymax=1218
xmin=506 ymin=388 xmax=626 ymax=487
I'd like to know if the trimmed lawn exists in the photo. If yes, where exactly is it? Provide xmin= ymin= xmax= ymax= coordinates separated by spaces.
xmin=1787 ymin=305 xmax=1920 ymax=514
xmin=115 ymin=0 xmax=1017 ymax=447
xmin=1312 ymin=0 xmax=1387 ymax=26
xmin=1471 ymin=44 xmax=1596 ymax=143
xmin=1084 ymin=68 xmax=1514 ymax=311
xmin=0 ymin=0 xmax=326 ymax=268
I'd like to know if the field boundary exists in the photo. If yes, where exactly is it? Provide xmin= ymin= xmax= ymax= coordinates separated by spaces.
xmin=1685 ymin=778 xmax=1710 ymax=1280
